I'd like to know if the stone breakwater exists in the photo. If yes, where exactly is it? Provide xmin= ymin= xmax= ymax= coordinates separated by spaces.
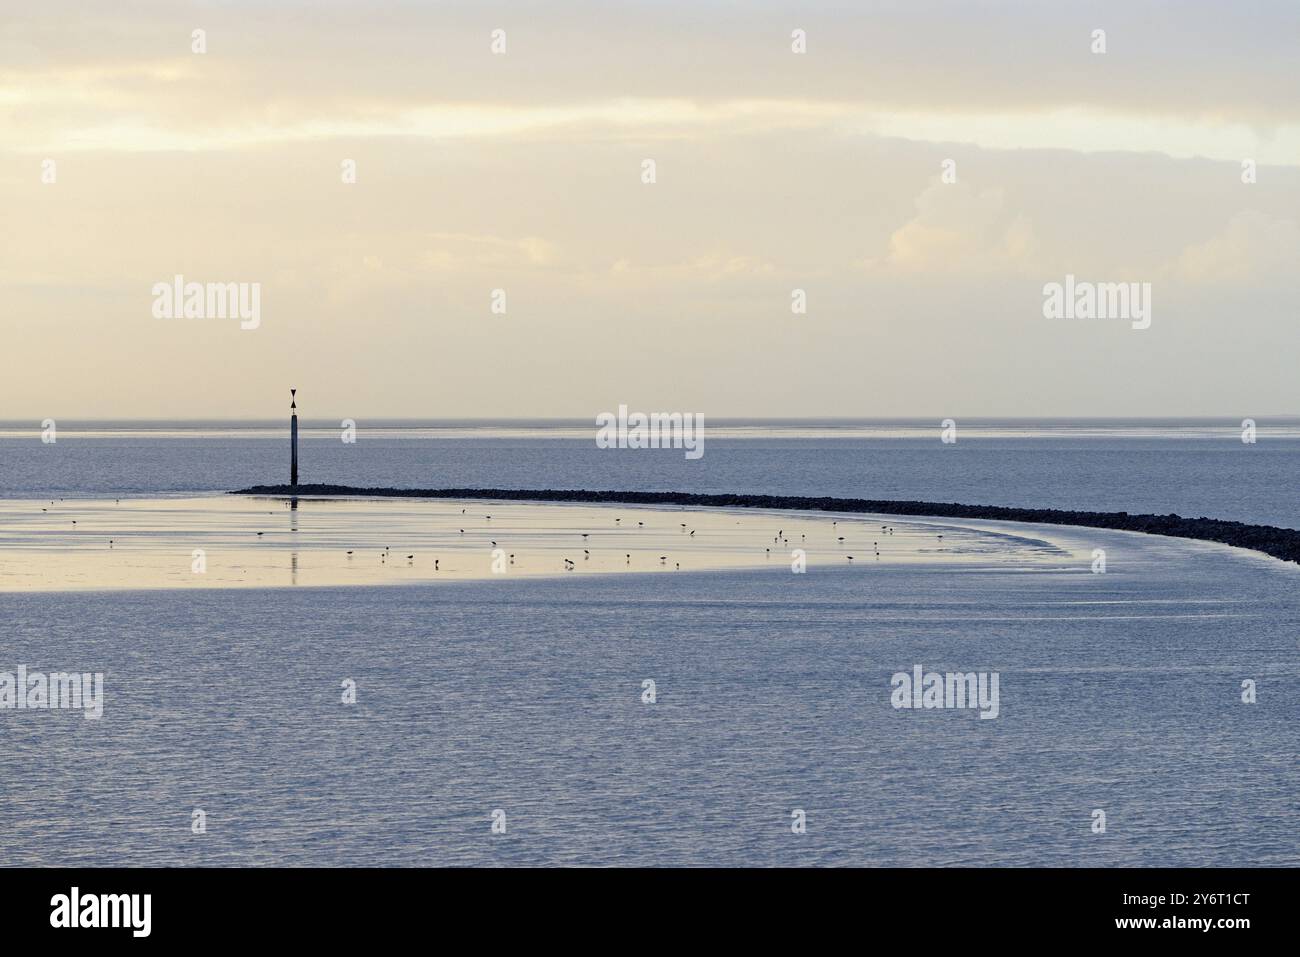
xmin=233 ymin=485 xmax=1300 ymax=566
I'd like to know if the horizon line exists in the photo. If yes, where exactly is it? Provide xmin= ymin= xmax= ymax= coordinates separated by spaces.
xmin=2 ymin=415 xmax=1298 ymax=426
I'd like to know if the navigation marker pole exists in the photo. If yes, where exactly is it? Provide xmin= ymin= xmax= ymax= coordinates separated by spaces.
xmin=290 ymin=388 xmax=299 ymax=488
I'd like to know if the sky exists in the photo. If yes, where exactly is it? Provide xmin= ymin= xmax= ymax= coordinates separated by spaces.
xmin=1 ymin=0 xmax=1297 ymax=418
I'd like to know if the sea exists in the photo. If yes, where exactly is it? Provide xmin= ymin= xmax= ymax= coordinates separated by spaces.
xmin=0 ymin=419 xmax=1296 ymax=866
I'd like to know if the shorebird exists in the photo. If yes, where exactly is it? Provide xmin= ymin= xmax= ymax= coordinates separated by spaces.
xmin=625 ymin=554 xmax=631 ymax=563
xmin=847 ymin=556 xmax=855 ymax=562
xmin=256 ymin=531 xmax=263 ymax=536
xmin=490 ymin=541 xmax=497 ymax=547
xmin=637 ymin=521 xmax=644 ymax=527
xmin=583 ymin=549 xmax=589 ymax=558
xmin=659 ymin=556 xmax=667 ymax=564
xmin=837 ymin=536 xmax=845 ymax=543
xmin=581 ymin=533 xmax=589 ymax=540
xmin=435 ymin=559 xmax=440 ymax=570
xmin=689 ymin=530 xmax=695 ymax=537
xmin=346 ymin=550 xmax=353 ymax=557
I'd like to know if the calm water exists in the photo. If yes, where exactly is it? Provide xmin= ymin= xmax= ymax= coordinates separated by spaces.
xmin=1 ymin=418 xmax=1298 ymax=527
xmin=1 ymin=421 xmax=1297 ymax=866
xmin=2 ymin=536 xmax=1296 ymax=866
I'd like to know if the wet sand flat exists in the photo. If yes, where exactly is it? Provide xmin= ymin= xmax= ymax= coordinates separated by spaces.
xmin=0 ymin=494 xmax=1096 ymax=591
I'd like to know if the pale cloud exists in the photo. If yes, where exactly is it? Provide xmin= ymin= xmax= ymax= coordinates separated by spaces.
xmin=1174 ymin=211 xmax=1300 ymax=282
xmin=871 ymin=183 xmax=1038 ymax=274
xmin=610 ymin=254 xmax=781 ymax=284
xmin=860 ymin=108 xmax=1300 ymax=167
xmin=5 ymin=89 xmax=850 ymax=152
xmin=3 ymin=1 xmax=1299 ymax=161
xmin=307 ymin=234 xmax=563 ymax=308
xmin=419 ymin=233 xmax=559 ymax=271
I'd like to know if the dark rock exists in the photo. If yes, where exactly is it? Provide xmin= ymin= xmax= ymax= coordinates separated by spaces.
xmin=231 ymin=485 xmax=1300 ymax=565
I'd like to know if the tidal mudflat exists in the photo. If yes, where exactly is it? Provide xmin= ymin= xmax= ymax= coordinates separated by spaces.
xmin=0 ymin=493 xmax=1092 ymax=591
